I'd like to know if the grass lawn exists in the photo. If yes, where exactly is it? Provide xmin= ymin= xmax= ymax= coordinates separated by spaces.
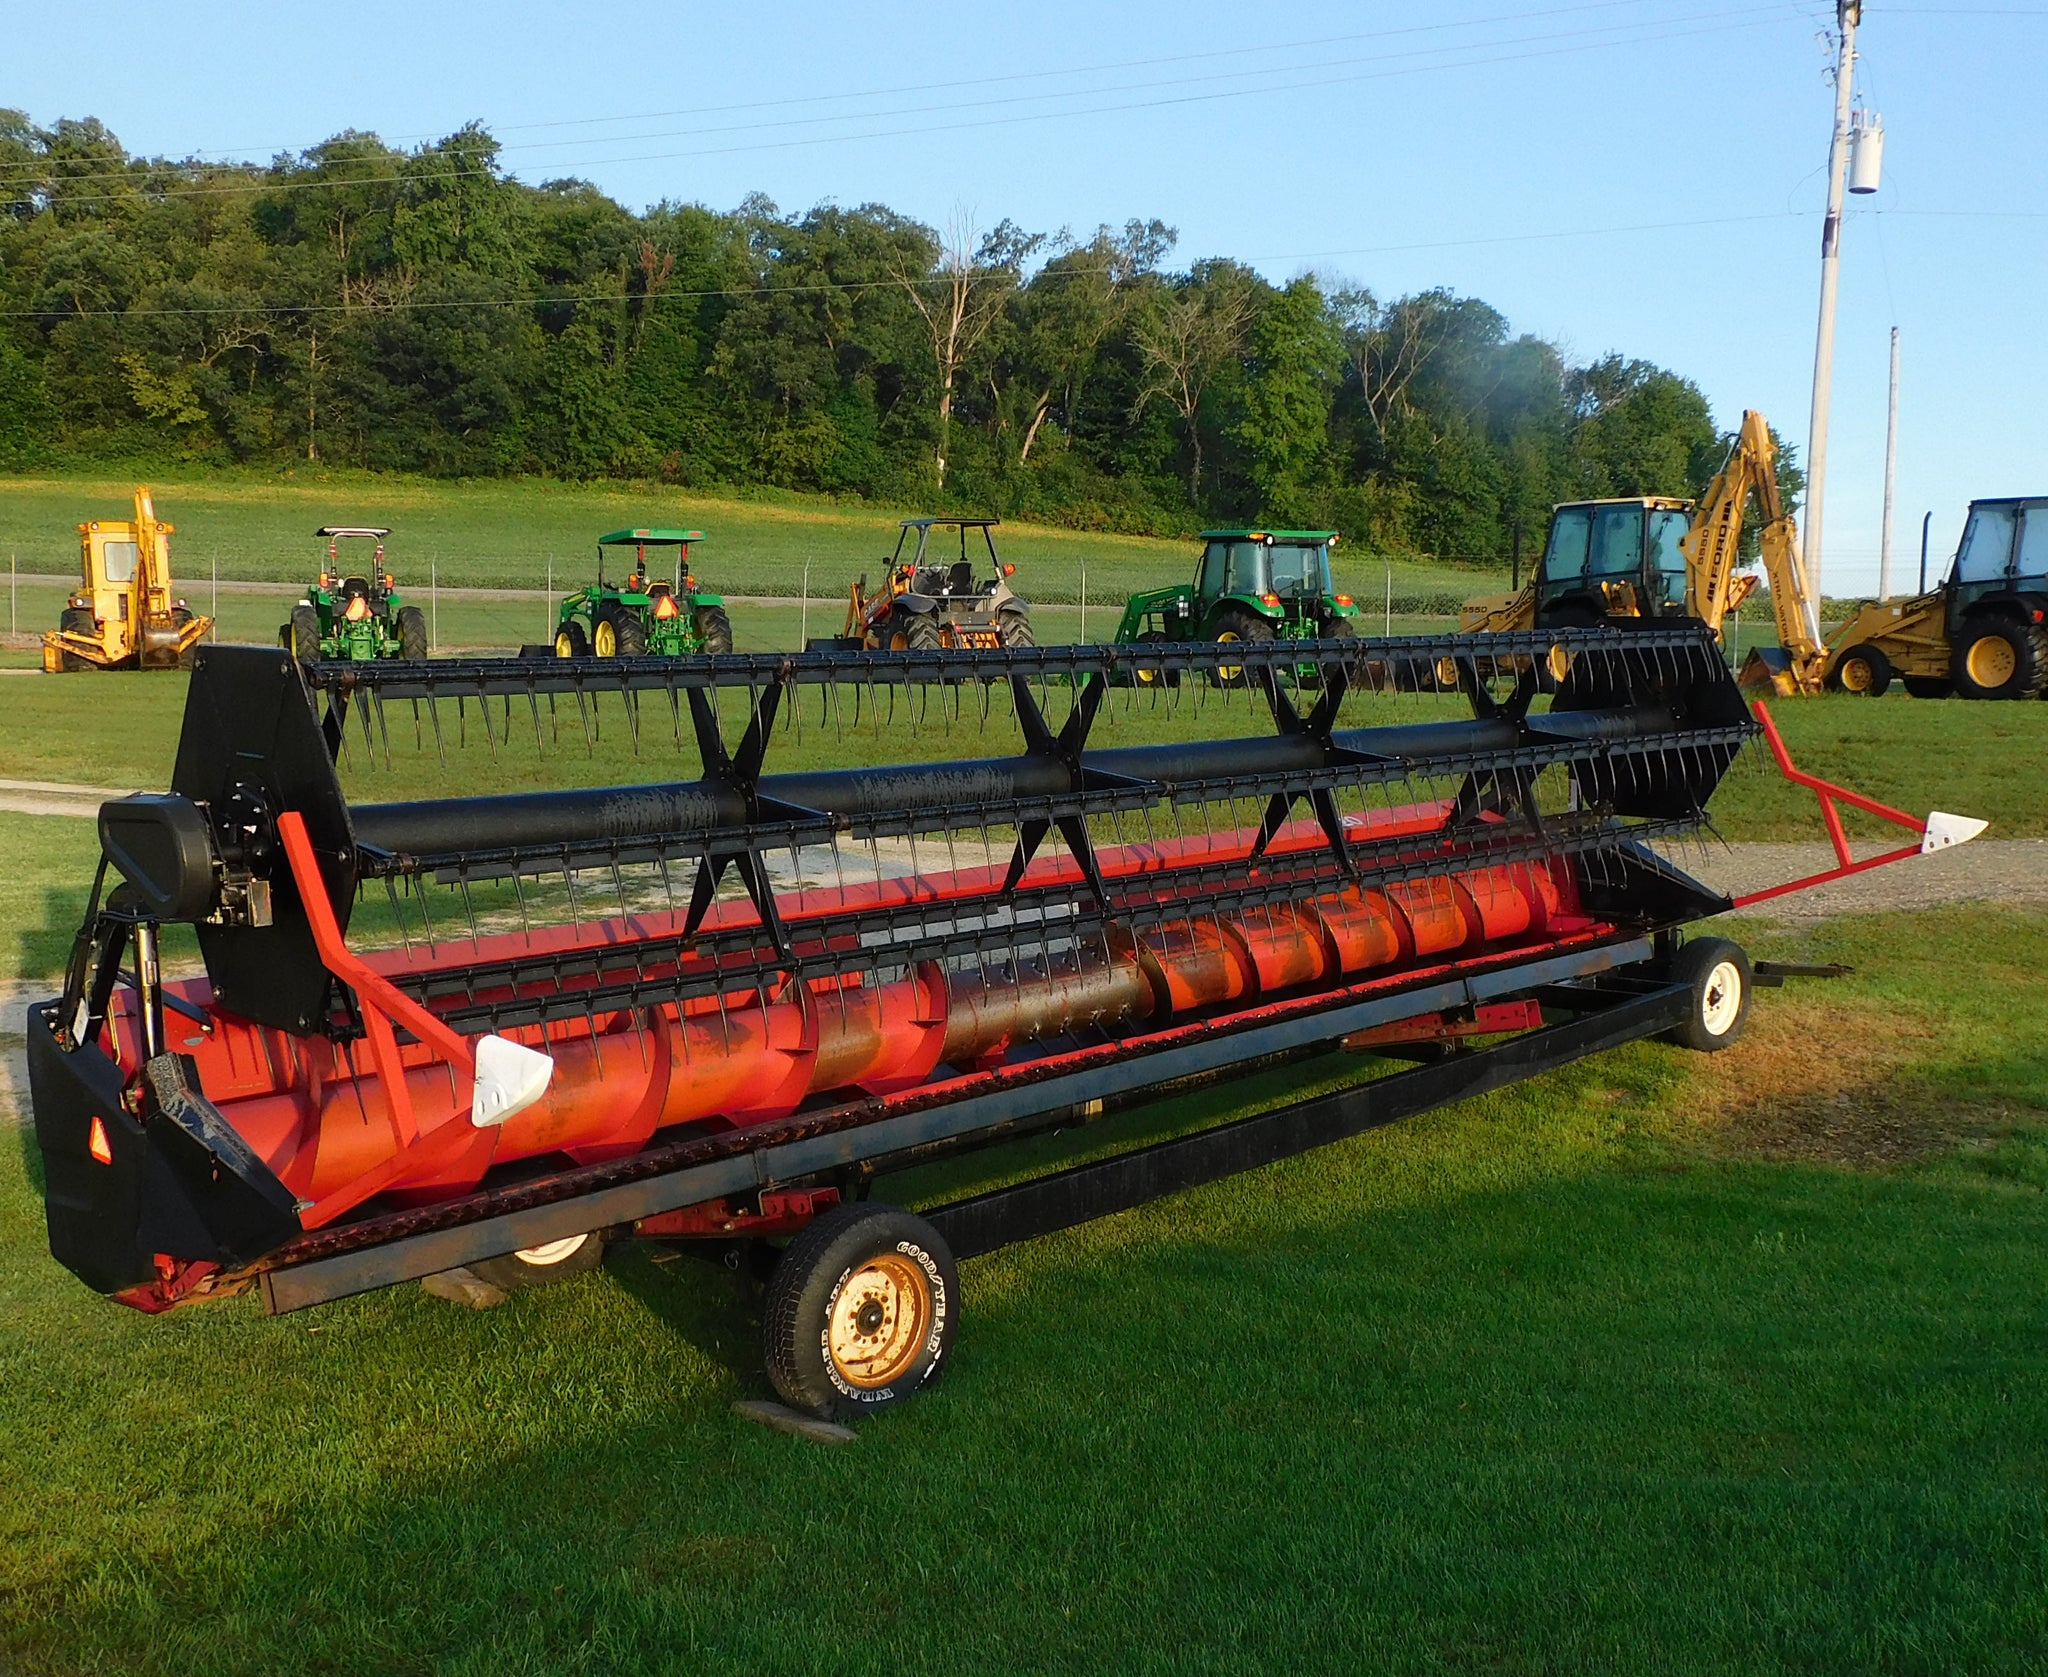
xmin=0 ymin=468 xmax=1504 ymax=607
xmin=1 ymin=902 xmax=2044 ymax=1673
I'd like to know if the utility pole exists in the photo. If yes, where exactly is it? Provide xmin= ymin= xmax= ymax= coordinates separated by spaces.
xmin=1878 ymin=325 xmax=1900 ymax=600
xmin=1801 ymin=0 xmax=1861 ymax=639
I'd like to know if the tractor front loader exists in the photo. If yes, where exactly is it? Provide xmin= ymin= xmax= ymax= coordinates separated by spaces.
xmin=42 ymin=486 xmax=212 ymax=673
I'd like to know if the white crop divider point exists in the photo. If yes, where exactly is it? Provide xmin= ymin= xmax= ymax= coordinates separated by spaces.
xmin=471 ymin=1035 xmax=556 ymax=1127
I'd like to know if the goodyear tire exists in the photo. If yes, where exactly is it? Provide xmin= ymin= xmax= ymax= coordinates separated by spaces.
xmin=612 ymin=611 xmax=648 ymax=657
xmin=469 ymin=1231 xmax=605 ymax=1293
xmin=1665 ymin=937 xmax=1752 ymax=1054
xmin=1951 ymin=616 xmax=2046 ymax=700
xmin=763 ymin=1202 xmax=957 ymax=1418
xmin=1826 ymin=642 xmax=1892 ymax=696
xmin=396 ymin=604 xmax=428 ymax=661
xmin=1210 ymin=605 xmax=1273 ymax=687
xmin=695 ymin=604 xmax=734 ymax=654
xmin=555 ymin=620 xmax=590 ymax=659
xmin=289 ymin=604 xmax=321 ymax=664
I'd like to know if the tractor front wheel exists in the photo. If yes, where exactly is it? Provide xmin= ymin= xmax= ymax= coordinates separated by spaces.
xmin=1826 ymin=643 xmax=1893 ymax=696
xmin=762 ymin=1202 xmax=958 ymax=1418
xmin=1210 ymin=606 xmax=1274 ymax=687
xmin=396 ymin=605 xmax=428 ymax=661
xmin=694 ymin=604 xmax=733 ymax=655
xmin=58 ymin=607 xmax=99 ymax=671
xmin=555 ymin=621 xmax=590 ymax=659
xmin=1133 ymin=629 xmax=1181 ymax=688
xmin=288 ymin=604 xmax=321 ymax=664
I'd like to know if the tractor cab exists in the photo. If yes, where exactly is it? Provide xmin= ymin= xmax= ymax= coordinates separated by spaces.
xmin=1115 ymin=529 xmax=1356 ymax=657
xmin=1945 ymin=497 xmax=2048 ymax=632
xmin=1532 ymin=499 xmax=1692 ymax=626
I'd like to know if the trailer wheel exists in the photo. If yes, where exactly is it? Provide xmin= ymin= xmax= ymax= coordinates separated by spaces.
xmin=469 ymin=1231 xmax=606 ymax=1292
xmin=1666 ymin=938 xmax=1752 ymax=1053
xmin=762 ymin=1203 xmax=957 ymax=1418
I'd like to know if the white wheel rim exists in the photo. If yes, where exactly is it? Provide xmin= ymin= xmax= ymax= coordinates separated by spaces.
xmin=513 ymin=1234 xmax=591 ymax=1267
xmin=1700 ymin=961 xmax=1743 ymax=1035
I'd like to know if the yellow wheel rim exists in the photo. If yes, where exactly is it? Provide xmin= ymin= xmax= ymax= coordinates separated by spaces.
xmin=1546 ymin=644 xmax=1574 ymax=685
xmin=1841 ymin=657 xmax=1874 ymax=693
xmin=1215 ymin=630 xmax=1244 ymax=684
xmin=594 ymin=619 xmax=618 ymax=657
xmin=554 ymin=629 xmax=576 ymax=658
xmin=827 ymin=1252 xmax=931 ymax=1389
xmin=1967 ymin=634 xmax=2016 ymax=688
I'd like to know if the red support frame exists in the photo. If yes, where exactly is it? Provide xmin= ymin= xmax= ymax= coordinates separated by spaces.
xmin=1730 ymin=701 xmax=1929 ymax=908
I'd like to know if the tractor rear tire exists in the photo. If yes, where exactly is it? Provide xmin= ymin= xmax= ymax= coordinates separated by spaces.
xmin=1210 ymin=606 xmax=1274 ymax=688
xmin=1901 ymin=676 xmax=1952 ymax=700
xmin=1826 ymin=642 xmax=1893 ymax=696
xmin=1952 ymin=616 xmax=2046 ymax=700
xmin=396 ymin=604 xmax=429 ymax=661
xmin=762 ymin=1202 xmax=957 ymax=1419
xmin=469 ymin=1231 xmax=606 ymax=1294
xmin=998 ymin=605 xmax=1035 ymax=649
xmin=555 ymin=621 xmax=590 ymax=659
xmin=289 ymin=605 xmax=322 ymax=665
xmin=1665 ymin=937 xmax=1752 ymax=1054
xmin=612 ymin=611 xmax=648 ymax=657
xmin=897 ymin=610 xmax=940 ymax=653
xmin=695 ymin=605 xmax=734 ymax=655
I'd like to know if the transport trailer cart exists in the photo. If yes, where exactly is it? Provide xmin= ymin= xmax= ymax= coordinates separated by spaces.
xmin=27 ymin=628 xmax=1979 ymax=1417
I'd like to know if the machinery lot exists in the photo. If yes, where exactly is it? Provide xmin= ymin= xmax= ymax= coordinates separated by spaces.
xmin=0 ymin=647 xmax=2043 ymax=1672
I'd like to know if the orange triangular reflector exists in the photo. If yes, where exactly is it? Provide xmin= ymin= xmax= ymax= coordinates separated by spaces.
xmin=87 ymin=1115 xmax=114 ymax=1166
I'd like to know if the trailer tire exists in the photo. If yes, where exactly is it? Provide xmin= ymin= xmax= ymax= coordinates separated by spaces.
xmin=397 ymin=605 xmax=429 ymax=661
xmin=469 ymin=1231 xmax=606 ymax=1293
xmin=763 ymin=1202 xmax=957 ymax=1418
xmin=1666 ymin=937 xmax=1752 ymax=1053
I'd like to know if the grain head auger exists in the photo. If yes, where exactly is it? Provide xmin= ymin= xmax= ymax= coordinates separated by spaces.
xmin=28 ymin=626 xmax=1980 ymax=1417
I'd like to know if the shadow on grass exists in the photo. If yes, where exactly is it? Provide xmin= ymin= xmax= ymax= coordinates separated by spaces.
xmin=6 ymin=1154 xmax=2047 ymax=1677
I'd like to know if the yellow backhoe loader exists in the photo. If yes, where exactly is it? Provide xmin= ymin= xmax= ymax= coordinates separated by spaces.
xmin=1461 ymin=410 xmax=1830 ymax=694
xmin=41 ymin=486 xmax=212 ymax=673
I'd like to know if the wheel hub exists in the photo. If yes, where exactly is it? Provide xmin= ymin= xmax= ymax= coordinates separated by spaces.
xmin=1701 ymin=960 xmax=1742 ymax=1036
xmin=1967 ymin=634 xmax=2016 ymax=688
xmin=827 ymin=1252 xmax=930 ymax=1389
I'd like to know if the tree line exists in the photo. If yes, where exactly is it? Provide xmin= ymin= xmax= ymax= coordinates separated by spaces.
xmin=0 ymin=113 xmax=1795 ymax=559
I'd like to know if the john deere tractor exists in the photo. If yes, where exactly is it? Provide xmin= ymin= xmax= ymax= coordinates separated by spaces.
xmin=281 ymin=528 xmax=427 ymax=663
xmin=1114 ymin=528 xmax=1357 ymax=683
xmin=552 ymin=529 xmax=732 ymax=658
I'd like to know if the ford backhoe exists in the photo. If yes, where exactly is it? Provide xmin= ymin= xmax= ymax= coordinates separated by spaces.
xmin=41 ymin=486 xmax=212 ymax=673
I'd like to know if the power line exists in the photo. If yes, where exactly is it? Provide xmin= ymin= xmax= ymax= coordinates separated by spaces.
xmin=0 ymin=7 xmax=1792 ymax=204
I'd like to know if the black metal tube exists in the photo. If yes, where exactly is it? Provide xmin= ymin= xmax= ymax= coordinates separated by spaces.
xmin=351 ymin=703 xmax=1684 ymax=866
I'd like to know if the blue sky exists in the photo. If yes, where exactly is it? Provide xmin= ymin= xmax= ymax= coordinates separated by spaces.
xmin=9 ymin=1 xmax=2045 ymax=592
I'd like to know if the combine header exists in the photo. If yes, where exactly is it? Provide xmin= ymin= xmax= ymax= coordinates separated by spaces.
xmin=27 ymin=628 xmax=1973 ymax=1416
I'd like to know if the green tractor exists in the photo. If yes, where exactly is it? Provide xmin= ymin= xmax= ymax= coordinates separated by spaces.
xmin=552 ymin=528 xmax=733 ymax=658
xmin=281 ymin=527 xmax=428 ymax=663
xmin=1114 ymin=528 xmax=1358 ymax=683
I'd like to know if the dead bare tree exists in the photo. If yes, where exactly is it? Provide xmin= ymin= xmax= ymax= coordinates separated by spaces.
xmin=892 ymin=214 xmax=1040 ymax=486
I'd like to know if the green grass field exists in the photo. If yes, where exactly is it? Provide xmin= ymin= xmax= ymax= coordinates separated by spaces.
xmin=0 ymin=469 xmax=1503 ymax=608
xmin=1 ymin=902 xmax=2043 ymax=1674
